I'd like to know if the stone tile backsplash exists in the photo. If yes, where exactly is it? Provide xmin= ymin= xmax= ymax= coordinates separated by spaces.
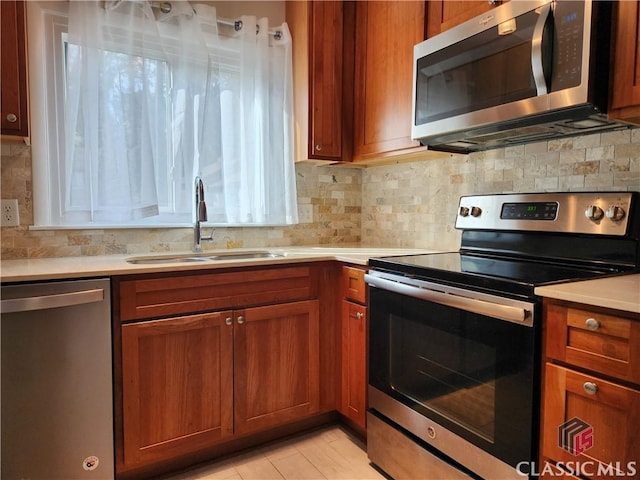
xmin=362 ymin=129 xmax=640 ymax=250
xmin=2 ymin=128 xmax=639 ymax=259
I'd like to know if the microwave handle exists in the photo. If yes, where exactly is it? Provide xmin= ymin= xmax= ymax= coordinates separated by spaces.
xmin=531 ymin=3 xmax=552 ymax=95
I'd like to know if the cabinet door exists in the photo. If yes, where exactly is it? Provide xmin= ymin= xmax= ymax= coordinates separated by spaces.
xmin=609 ymin=0 xmax=640 ymax=124
xmin=353 ymin=1 xmax=424 ymax=160
xmin=234 ymin=300 xmax=320 ymax=435
xmin=308 ymin=1 xmax=345 ymax=161
xmin=426 ymin=1 xmax=504 ymax=38
xmin=0 ymin=0 xmax=28 ymax=137
xmin=288 ymin=1 xmax=351 ymax=162
xmin=121 ymin=312 xmax=234 ymax=467
xmin=340 ymin=300 xmax=367 ymax=429
xmin=542 ymin=364 xmax=640 ymax=479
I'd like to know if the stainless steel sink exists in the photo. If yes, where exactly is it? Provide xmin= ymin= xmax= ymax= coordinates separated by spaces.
xmin=126 ymin=251 xmax=285 ymax=264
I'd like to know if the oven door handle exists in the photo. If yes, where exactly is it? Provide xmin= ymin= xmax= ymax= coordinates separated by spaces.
xmin=366 ymin=275 xmax=531 ymax=324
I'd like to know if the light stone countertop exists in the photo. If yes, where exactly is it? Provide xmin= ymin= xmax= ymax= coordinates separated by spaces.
xmin=0 ymin=246 xmax=440 ymax=283
xmin=4 ymin=249 xmax=638 ymax=314
xmin=535 ymin=274 xmax=640 ymax=314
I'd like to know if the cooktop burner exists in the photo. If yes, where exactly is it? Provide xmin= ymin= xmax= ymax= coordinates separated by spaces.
xmin=369 ymin=252 xmax=626 ymax=298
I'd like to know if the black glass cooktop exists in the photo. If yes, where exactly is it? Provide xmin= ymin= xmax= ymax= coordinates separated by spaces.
xmin=369 ymin=252 xmax=626 ymax=298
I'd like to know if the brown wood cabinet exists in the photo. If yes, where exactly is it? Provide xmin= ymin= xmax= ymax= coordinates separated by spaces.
xmin=121 ymin=312 xmax=234 ymax=467
xmin=426 ymin=1 xmax=504 ymax=38
xmin=540 ymin=299 xmax=640 ymax=479
xmin=115 ymin=266 xmax=326 ymax=475
xmin=352 ymin=1 xmax=426 ymax=161
xmin=609 ymin=0 xmax=640 ymax=125
xmin=0 ymin=0 xmax=28 ymax=137
xmin=287 ymin=1 xmax=353 ymax=162
xmin=234 ymin=301 xmax=320 ymax=435
xmin=339 ymin=265 xmax=367 ymax=431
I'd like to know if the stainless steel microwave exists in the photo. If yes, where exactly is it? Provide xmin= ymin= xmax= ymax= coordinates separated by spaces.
xmin=412 ymin=0 xmax=628 ymax=153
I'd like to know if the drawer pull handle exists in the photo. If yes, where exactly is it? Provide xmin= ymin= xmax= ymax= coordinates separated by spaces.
xmin=352 ymin=311 xmax=364 ymax=320
xmin=583 ymin=382 xmax=598 ymax=395
xmin=225 ymin=317 xmax=233 ymax=326
xmin=237 ymin=315 xmax=245 ymax=325
xmin=585 ymin=318 xmax=600 ymax=331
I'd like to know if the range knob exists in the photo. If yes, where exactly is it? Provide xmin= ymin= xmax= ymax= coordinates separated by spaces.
xmin=470 ymin=206 xmax=482 ymax=217
xmin=459 ymin=206 xmax=470 ymax=217
xmin=584 ymin=205 xmax=604 ymax=221
xmin=605 ymin=205 xmax=626 ymax=221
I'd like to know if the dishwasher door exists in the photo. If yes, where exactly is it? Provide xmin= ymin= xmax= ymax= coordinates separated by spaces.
xmin=1 ymin=278 xmax=114 ymax=479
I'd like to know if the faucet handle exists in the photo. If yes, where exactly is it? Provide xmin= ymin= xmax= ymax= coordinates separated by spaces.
xmin=201 ymin=228 xmax=214 ymax=242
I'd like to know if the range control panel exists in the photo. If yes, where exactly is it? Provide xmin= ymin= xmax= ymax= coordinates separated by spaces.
xmin=455 ymin=192 xmax=636 ymax=236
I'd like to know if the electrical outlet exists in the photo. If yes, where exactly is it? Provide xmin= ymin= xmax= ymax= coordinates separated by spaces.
xmin=1 ymin=199 xmax=20 ymax=227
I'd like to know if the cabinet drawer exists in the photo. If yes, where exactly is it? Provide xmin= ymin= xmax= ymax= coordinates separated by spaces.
xmin=343 ymin=266 xmax=367 ymax=304
xmin=545 ymin=302 xmax=640 ymax=384
xmin=541 ymin=364 xmax=640 ymax=479
xmin=118 ymin=266 xmax=313 ymax=321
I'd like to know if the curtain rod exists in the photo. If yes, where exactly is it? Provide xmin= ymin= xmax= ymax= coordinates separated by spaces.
xmin=148 ymin=1 xmax=283 ymax=39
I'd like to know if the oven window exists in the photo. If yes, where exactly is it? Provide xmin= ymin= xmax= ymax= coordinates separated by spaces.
xmin=369 ymin=286 xmax=539 ymax=467
xmin=390 ymin=313 xmax=498 ymax=442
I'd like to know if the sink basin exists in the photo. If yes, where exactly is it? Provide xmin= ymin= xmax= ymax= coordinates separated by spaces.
xmin=126 ymin=251 xmax=285 ymax=265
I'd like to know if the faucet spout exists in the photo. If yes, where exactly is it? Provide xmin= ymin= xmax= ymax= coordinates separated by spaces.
xmin=194 ymin=176 xmax=213 ymax=252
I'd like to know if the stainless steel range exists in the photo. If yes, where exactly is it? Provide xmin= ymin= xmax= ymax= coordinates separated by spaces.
xmin=365 ymin=192 xmax=640 ymax=480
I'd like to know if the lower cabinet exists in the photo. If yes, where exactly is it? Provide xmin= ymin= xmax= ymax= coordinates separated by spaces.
xmin=121 ymin=300 xmax=320 ymax=470
xmin=115 ymin=266 xmax=326 ymax=476
xmin=341 ymin=300 xmax=367 ymax=429
xmin=339 ymin=266 xmax=368 ymax=431
xmin=540 ymin=299 xmax=640 ymax=479
xmin=542 ymin=364 xmax=640 ymax=478
xmin=121 ymin=312 xmax=234 ymax=467
xmin=234 ymin=301 xmax=320 ymax=435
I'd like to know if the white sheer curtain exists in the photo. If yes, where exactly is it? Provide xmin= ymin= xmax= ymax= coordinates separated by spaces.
xmin=63 ymin=1 xmax=297 ymax=226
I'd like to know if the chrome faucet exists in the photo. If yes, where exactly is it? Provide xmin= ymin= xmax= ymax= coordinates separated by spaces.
xmin=194 ymin=176 xmax=213 ymax=252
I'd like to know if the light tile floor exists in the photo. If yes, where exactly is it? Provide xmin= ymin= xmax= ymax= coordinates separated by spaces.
xmin=162 ymin=425 xmax=387 ymax=480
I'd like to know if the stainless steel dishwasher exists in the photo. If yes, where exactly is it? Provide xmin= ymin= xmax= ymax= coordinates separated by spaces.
xmin=1 ymin=278 xmax=114 ymax=479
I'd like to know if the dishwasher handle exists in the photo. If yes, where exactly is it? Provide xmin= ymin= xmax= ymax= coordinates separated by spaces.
xmin=1 ymin=288 xmax=105 ymax=314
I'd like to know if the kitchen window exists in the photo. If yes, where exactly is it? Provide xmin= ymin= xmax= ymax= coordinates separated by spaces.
xmin=27 ymin=1 xmax=298 ymax=228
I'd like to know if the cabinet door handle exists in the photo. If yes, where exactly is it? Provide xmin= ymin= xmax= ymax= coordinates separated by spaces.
xmin=351 ymin=311 xmax=364 ymax=320
xmin=225 ymin=317 xmax=233 ymax=326
xmin=585 ymin=318 xmax=600 ymax=331
xmin=315 ymin=144 xmax=322 ymax=152
xmin=583 ymin=382 xmax=598 ymax=395
xmin=237 ymin=315 xmax=245 ymax=325
xmin=6 ymin=113 xmax=18 ymax=123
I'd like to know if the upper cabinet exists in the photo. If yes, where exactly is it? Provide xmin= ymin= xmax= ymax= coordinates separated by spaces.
xmin=0 ymin=0 xmax=29 ymax=137
xmin=608 ymin=0 xmax=640 ymax=125
xmin=426 ymin=1 xmax=505 ymax=38
xmin=287 ymin=1 xmax=353 ymax=162
xmin=352 ymin=1 xmax=426 ymax=161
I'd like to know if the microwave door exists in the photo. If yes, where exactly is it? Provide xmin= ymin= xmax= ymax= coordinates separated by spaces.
xmin=412 ymin=1 xmax=553 ymax=141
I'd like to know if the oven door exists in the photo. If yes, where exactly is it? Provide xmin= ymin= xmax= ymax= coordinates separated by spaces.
xmin=366 ymin=272 xmax=540 ymax=478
